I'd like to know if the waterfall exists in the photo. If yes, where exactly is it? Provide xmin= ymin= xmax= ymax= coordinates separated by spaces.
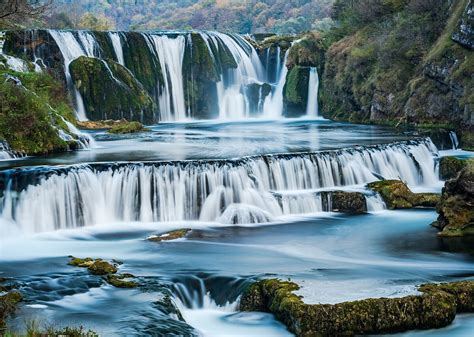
xmin=48 ymin=30 xmax=97 ymax=121
xmin=145 ymin=34 xmax=187 ymax=121
xmin=0 ymin=141 xmax=23 ymax=161
xmin=306 ymin=67 xmax=319 ymax=117
xmin=0 ymin=139 xmax=438 ymax=233
xmin=262 ymin=49 xmax=290 ymax=118
xmin=109 ymin=32 xmax=125 ymax=66
xmin=449 ymin=131 xmax=459 ymax=149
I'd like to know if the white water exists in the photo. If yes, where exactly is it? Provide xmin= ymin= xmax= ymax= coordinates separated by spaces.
xmin=48 ymin=30 xmax=97 ymax=121
xmin=109 ymin=32 xmax=125 ymax=66
xmin=0 ymin=139 xmax=439 ymax=233
xmin=145 ymin=34 xmax=187 ymax=120
xmin=449 ymin=131 xmax=459 ymax=149
xmin=306 ymin=67 xmax=319 ymax=117
xmin=263 ymin=49 xmax=290 ymax=118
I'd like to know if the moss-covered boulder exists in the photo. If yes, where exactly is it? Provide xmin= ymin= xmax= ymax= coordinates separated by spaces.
xmin=439 ymin=156 xmax=467 ymax=180
xmin=108 ymin=121 xmax=148 ymax=134
xmin=286 ymin=32 xmax=327 ymax=71
xmin=367 ymin=180 xmax=440 ymax=209
xmin=106 ymin=273 xmax=138 ymax=288
xmin=0 ymin=291 xmax=22 ymax=330
xmin=68 ymin=257 xmax=118 ymax=275
xmin=70 ymin=56 xmax=154 ymax=123
xmin=433 ymin=159 xmax=474 ymax=237
xmin=240 ymin=279 xmax=474 ymax=336
xmin=331 ymin=191 xmax=367 ymax=214
xmin=146 ymin=228 xmax=192 ymax=243
xmin=283 ymin=66 xmax=310 ymax=117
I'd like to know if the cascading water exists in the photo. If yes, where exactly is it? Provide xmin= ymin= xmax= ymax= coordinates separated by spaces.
xmin=109 ymin=32 xmax=125 ymax=66
xmin=0 ymin=139 xmax=439 ymax=233
xmin=449 ymin=131 xmax=459 ymax=150
xmin=262 ymin=48 xmax=290 ymax=118
xmin=145 ymin=34 xmax=187 ymax=121
xmin=48 ymin=30 xmax=98 ymax=121
xmin=306 ymin=67 xmax=319 ymax=117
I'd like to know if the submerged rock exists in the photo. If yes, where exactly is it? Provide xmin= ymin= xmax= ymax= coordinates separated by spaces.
xmin=439 ymin=156 xmax=467 ymax=180
xmin=433 ymin=159 xmax=474 ymax=237
xmin=367 ymin=180 xmax=440 ymax=209
xmin=240 ymin=279 xmax=473 ymax=336
xmin=68 ymin=257 xmax=118 ymax=275
xmin=106 ymin=273 xmax=138 ymax=288
xmin=330 ymin=191 xmax=367 ymax=213
xmin=146 ymin=229 xmax=192 ymax=243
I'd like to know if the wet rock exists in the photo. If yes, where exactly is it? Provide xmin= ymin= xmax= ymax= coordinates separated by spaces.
xmin=283 ymin=65 xmax=310 ymax=117
xmin=240 ymin=279 xmax=474 ymax=336
xmin=106 ymin=273 xmax=138 ymax=288
xmin=331 ymin=191 xmax=367 ymax=214
xmin=439 ymin=156 xmax=467 ymax=180
xmin=286 ymin=32 xmax=326 ymax=70
xmin=367 ymin=180 xmax=440 ymax=209
xmin=0 ymin=291 xmax=22 ymax=330
xmin=108 ymin=121 xmax=148 ymax=134
xmin=76 ymin=119 xmax=131 ymax=130
xmin=433 ymin=159 xmax=474 ymax=237
xmin=69 ymin=56 xmax=155 ymax=123
xmin=451 ymin=0 xmax=474 ymax=49
xmin=68 ymin=257 xmax=118 ymax=275
xmin=245 ymin=83 xmax=272 ymax=114
xmin=146 ymin=229 xmax=192 ymax=243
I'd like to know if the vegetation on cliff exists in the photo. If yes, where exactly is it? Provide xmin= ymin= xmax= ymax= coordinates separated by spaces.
xmin=0 ymin=63 xmax=81 ymax=155
xmin=433 ymin=158 xmax=474 ymax=237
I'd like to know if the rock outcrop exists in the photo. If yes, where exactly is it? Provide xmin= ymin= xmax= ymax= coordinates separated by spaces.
xmin=240 ymin=278 xmax=474 ymax=336
xmin=433 ymin=159 xmax=474 ymax=236
xmin=367 ymin=180 xmax=440 ymax=209
xmin=330 ymin=191 xmax=367 ymax=213
xmin=439 ymin=156 xmax=468 ymax=180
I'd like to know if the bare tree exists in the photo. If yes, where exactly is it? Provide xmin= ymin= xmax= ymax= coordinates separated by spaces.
xmin=0 ymin=0 xmax=53 ymax=21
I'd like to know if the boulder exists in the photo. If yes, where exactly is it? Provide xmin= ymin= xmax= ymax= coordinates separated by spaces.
xmin=240 ymin=279 xmax=473 ymax=336
xmin=439 ymin=156 xmax=467 ymax=180
xmin=106 ymin=273 xmax=138 ymax=288
xmin=146 ymin=228 xmax=192 ymax=242
xmin=283 ymin=65 xmax=310 ymax=117
xmin=433 ymin=159 xmax=474 ymax=236
xmin=367 ymin=180 xmax=440 ymax=209
xmin=68 ymin=257 xmax=118 ymax=275
xmin=108 ymin=121 xmax=148 ymax=134
xmin=331 ymin=191 xmax=367 ymax=213
xmin=69 ymin=56 xmax=154 ymax=123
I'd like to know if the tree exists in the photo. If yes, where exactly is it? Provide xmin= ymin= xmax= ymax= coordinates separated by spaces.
xmin=0 ymin=0 xmax=52 ymax=22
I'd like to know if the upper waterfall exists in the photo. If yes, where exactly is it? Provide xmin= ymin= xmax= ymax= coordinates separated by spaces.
xmin=2 ymin=30 xmax=320 ymax=122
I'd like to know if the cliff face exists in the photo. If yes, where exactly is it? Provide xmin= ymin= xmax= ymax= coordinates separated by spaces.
xmin=318 ymin=0 xmax=473 ymax=147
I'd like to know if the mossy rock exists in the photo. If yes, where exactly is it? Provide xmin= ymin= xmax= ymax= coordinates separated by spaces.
xmin=245 ymin=83 xmax=272 ymax=114
xmin=367 ymin=180 xmax=440 ymax=209
xmin=68 ymin=257 xmax=118 ymax=275
xmin=146 ymin=228 xmax=192 ymax=243
xmin=70 ymin=56 xmax=155 ymax=123
xmin=331 ymin=191 xmax=367 ymax=213
xmin=283 ymin=66 xmax=310 ymax=117
xmin=240 ymin=279 xmax=474 ymax=336
xmin=106 ymin=273 xmax=138 ymax=288
xmin=439 ymin=156 xmax=467 ymax=180
xmin=434 ymin=159 xmax=474 ymax=237
xmin=286 ymin=32 xmax=327 ymax=71
xmin=0 ymin=291 xmax=22 ymax=329
xmin=108 ymin=121 xmax=148 ymax=134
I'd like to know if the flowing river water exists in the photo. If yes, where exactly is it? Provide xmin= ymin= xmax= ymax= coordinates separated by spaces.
xmin=1 ymin=118 xmax=473 ymax=336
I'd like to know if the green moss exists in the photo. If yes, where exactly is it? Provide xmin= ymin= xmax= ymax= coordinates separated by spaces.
xmin=240 ymin=278 xmax=470 ymax=336
xmin=283 ymin=66 xmax=310 ymax=116
xmin=69 ymin=56 xmax=154 ymax=123
xmin=106 ymin=273 xmax=138 ymax=288
xmin=331 ymin=191 xmax=367 ymax=213
xmin=0 ymin=68 xmax=77 ymax=155
xmin=0 ymin=291 xmax=22 ymax=330
xmin=367 ymin=180 xmax=440 ymax=209
xmin=439 ymin=157 xmax=467 ymax=180
xmin=108 ymin=121 xmax=148 ymax=134
xmin=68 ymin=257 xmax=118 ymax=275
xmin=286 ymin=32 xmax=327 ymax=70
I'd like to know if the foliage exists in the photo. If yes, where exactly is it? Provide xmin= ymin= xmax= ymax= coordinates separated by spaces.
xmin=45 ymin=0 xmax=335 ymax=34
xmin=0 ymin=0 xmax=52 ymax=29
xmin=0 ymin=67 xmax=75 ymax=155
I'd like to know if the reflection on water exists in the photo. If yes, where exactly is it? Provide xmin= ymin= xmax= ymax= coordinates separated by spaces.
xmin=0 ymin=118 xmax=416 ymax=168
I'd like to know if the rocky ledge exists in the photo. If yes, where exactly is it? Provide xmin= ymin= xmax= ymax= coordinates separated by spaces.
xmin=240 ymin=279 xmax=474 ymax=336
xmin=433 ymin=158 xmax=474 ymax=237
xmin=367 ymin=180 xmax=440 ymax=209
